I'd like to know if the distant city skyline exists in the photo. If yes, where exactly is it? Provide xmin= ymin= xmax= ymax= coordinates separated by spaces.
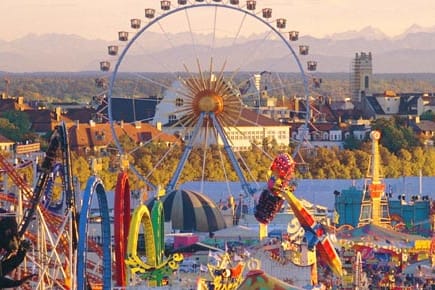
xmin=0 ymin=0 xmax=434 ymax=41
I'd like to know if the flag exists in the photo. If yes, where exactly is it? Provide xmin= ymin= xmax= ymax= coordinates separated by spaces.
xmin=209 ymin=251 xmax=222 ymax=261
xmin=333 ymin=210 xmax=340 ymax=224
xmin=200 ymin=264 xmax=208 ymax=272
xmin=230 ymin=263 xmax=244 ymax=278
xmin=233 ymin=253 xmax=243 ymax=261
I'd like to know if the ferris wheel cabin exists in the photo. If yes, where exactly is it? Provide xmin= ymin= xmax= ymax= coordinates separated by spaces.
xmin=299 ymin=45 xmax=309 ymax=56
xmin=289 ymin=31 xmax=299 ymax=41
xmin=100 ymin=61 xmax=110 ymax=72
xmin=246 ymin=1 xmax=256 ymax=10
xmin=262 ymin=8 xmax=272 ymax=19
xmin=130 ymin=18 xmax=141 ymax=29
xmin=161 ymin=1 xmax=171 ymax=11
xmin=145 ymin=9 xmax=155 ymax=18
xmin=307 ymin=61 xmax=317 ymax=71
xmin=118 ymin=31 xmax=129 ymax=42
xmin=108 ymin=45 xmax=118 ymax=56
xmin=276 ymin=18 xmax=286 ymax=29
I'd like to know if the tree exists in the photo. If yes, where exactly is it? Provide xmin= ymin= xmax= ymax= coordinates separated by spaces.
xmin=0 ymin=111 xmax=34 ymax=142
xmin=70 ymin=153 xmax=91 ymax=191
xmin=343 ymin=134 xmax=363 ymax=150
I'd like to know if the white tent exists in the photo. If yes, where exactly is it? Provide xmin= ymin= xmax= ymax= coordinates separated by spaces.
xmin=212 ymin=225 xmax=259 ymax=240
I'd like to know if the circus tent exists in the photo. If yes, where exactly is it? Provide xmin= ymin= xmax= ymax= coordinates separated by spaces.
xmin=146 ymin=189 xmax=226 ymax=233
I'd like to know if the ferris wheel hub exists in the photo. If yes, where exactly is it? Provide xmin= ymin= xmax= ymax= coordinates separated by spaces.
xmin=195 ymin=90 xmax=224 ymax=114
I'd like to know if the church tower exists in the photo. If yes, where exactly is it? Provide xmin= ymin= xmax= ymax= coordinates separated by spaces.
xmin=350 ymin=52 xmax=373 ymax=105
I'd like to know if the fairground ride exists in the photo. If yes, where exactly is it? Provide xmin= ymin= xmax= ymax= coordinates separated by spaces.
xmin=0 ymin=122 xmax=80 ymax=289
xmin=94 ymin=0 xmax=321 ymax=196
xmin=255 ymin=153 xmax=343 ymax=285
xmin=0 ymin=122 xmax=114 ymax=290
xmin=93 ymin=0 xmax=325 ymax=288
xmin=113 ymin=169 xmax=184 ymax=288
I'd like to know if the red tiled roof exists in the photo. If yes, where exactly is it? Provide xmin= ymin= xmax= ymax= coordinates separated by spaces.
xmin=236 ymin=108 xmax=285 ymax=127
xmin=0 ymin=133 xmax=13 ymax=143
xmin=64 ymin=108 xmax=100 ymax=123
xmin=69 ymin=122 xmax=180 ymax=152
xmin=0 ymin=98 xmax=32 ymax=111
xmin=23 ymin=110 xmax=74 ymax=133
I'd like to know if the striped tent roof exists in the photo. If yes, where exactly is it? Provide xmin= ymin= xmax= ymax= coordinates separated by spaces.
xmin=147 ymin=189 xmax=226 ymax=233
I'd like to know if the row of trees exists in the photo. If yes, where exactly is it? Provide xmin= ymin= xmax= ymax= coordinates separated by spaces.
xmin=2 ymin=73 xmax=435 ymax=104
xmin=64 ymin=138 xmax=435 ymax=193
xmin=1 ymin=113 xmax=435 ymax=194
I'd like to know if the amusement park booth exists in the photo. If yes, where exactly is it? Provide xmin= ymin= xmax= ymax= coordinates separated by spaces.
xmin=334 ymin=186 xmax=431 ymax=235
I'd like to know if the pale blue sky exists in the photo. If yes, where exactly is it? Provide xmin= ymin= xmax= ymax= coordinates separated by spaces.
xmin=0 ymin=0 xmax=434 ymax=41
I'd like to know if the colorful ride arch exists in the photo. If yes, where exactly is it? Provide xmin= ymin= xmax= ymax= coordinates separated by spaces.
xmin=113 ymin=171 xmax=131 ymax=287
xmin=77 ymin=176 xmax=112 ymax=290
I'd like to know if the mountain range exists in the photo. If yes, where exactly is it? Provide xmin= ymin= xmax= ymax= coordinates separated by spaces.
xmin=1 ymin=25 xmax=435 ymax=73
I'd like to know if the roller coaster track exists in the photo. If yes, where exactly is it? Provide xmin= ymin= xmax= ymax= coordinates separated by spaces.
xmin=4 ymin=124 xmax=76 ymax=243
xmin=0 ymin=122 xmax=80 ymax=288
xmin=43 ymin=163 xmax=66 ymax=213
xmin=0 ymin=122 xmax=78 ymax=247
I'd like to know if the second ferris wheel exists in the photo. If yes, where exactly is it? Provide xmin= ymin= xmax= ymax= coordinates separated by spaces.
xmin=97 ymin=0 xmax=319 ymax=194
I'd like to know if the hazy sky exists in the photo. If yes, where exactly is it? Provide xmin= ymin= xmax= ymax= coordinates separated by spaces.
xmin=0 ymin=0 xmax=434 ymax=41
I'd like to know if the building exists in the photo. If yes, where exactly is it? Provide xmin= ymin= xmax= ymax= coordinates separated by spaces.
xmin=334 ymin=187 xmax=432 ymax=236
xmin=163 ymin=108 xmax=290 ymax=152
xmin=68 ymin=121 xmax=180 ymax=155
xmin=350 ymin=52 xmax=373 ymax=105
xmin=364 ymin=91 xmax=425 ymax=119
xmin=0 ymin=134 xmax=14 ymax=153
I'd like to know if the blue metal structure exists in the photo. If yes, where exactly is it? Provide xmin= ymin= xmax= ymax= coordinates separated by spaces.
xmin=77 ymin=176 xmax=112 ymax=290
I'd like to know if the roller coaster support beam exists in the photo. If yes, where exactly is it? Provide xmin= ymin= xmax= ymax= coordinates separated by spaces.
xmin=59 ymin=122 xmax=78 ymax=250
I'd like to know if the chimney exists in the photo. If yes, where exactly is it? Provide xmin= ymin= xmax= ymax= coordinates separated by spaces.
xmin=156 ymin=122 xmax=162 ymax=131
xmin=120 ymin=120 xmax=124 ymax=128
xmin=75 ymin=120 xmax=79 ymax=129
xmin=89 ymin=120 xmax=96 ymax=127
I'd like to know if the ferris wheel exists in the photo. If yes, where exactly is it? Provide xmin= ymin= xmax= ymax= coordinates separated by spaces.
xmin=96 ymin=0 xmax=319 ymax=196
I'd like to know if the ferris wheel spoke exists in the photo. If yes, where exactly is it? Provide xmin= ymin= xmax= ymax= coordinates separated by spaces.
xmin=236 ymin=150 xmax=261 ymax=190
xmin=209 ymin=5 xmax=218 ymax=58
xmin=132 ymin=22 xmax=183 ymax=79
xmin=232 ymin=29 xmax=274 ymax=73
xmin=120 ymin=71 xmax=192 ymax=100
xmin=184 ymin=8 xmax=199 ymax=60
xmin=144 ymin=145 xmax=178 ymax=182
xmin=196 ymin=58 xmax=208 ymax=92
xmin=230 ymin=12 xmax=247 ymax=47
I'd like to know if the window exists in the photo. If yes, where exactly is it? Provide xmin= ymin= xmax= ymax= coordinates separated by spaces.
xmin=169 ymin=114 xmax=177 ymax=122
xmin=175 ymin=97 xmax=184 ymax=107
xmin=364 ymin=76 xmax=369 ymax=89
